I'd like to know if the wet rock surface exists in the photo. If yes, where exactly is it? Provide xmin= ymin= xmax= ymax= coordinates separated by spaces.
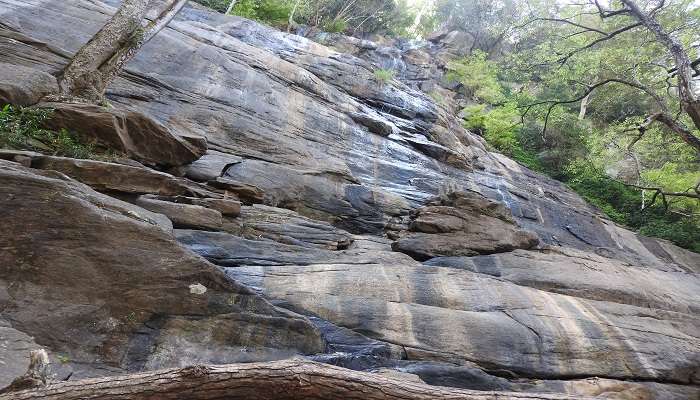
xmin=0 ymin=1 xmax=698 ymax=399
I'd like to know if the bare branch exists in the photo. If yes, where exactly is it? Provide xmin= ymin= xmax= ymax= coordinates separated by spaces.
xmin=622 ymin=181 xmax=700 ymax=211
xmin=556 ymin=22 xmax=642 ymax=65
xmin=520 ymin=78 xmax=670 ymax=139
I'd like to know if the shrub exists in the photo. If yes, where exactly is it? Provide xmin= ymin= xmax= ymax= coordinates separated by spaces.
xmin=464 ymin=102 xmax=520 ymax=155
xmin=321 ymin=18 xmax=348 ymax=33
xmin=191 ymin=0 xmax=230 ymax=13
xmin=446 ymin=51 xmax=504 ymax=104
xmin=563 ymin=160 xmax=700 ymax=252
xmin=373 ymin=68 xmax=395 ymax=83
xmin=0 ymin=104 xmax=96 ymax=159
xmin=226 ymin=0 xmax=297 ymax=27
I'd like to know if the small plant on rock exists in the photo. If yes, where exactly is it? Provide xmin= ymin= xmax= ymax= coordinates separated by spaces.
xmin=373 ymin=68 xmax=395 ymax=84
xmin=0 ymin=104 xmax=96 ymax=159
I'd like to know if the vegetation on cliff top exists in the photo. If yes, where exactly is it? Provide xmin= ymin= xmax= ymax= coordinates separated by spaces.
xmin=0 ymin=105 xmax=96 ymax=159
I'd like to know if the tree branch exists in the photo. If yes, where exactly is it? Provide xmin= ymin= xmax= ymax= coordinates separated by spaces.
xmin=520 ymin=78 xmax=669 ymax=139
xmin=556 ymin=22 xmax=642 ymax=65
xmin=622 ymin=181 xmax=699 ymax=211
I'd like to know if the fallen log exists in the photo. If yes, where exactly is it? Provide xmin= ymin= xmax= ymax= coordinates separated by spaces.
xmin=1 ymin=358 xmax=592 ymax=400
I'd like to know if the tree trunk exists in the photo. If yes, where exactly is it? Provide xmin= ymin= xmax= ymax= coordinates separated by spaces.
xmin=57 ymin=0 xmax=188 ymax=103
xmin=225 ymin=0 xmax=238 ymax=15
xmin=578 ymin=93 xmax=590 ymax=120
xmin=98 ymin=0 xmax=189 ymax=91
xmin=0 ymin=350 xmax=49 ymax=394
xmin=287 ymin=0 xmax=302 ymax=32
xmin=1 ymin=359 xmax=589 ymax=400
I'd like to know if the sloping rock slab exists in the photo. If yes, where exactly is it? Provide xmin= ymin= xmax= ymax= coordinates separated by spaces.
xmin=149 ymin=195 xmax=242 ymax=217
xmin=0 ymin=160 xmax=323 ymax=383
xmin=176 ymin=229 xmax=418 ymax=268
xmin=225 ymin=261 xmax=700 ymax=385
xmin=29 ymin=155 xmax=191 ymax=195
xmin=39 ymin=102 xmax=206 ymax=167
xmin=425 ymin=247 xmax=700 ymax=314
xmin=184 ymin=150 xmax=242 ymax=182
xmin=225 ymin=204 xmax=353 ymax=250
xmin=134 ymin=195 xmax=223 ymax=230
xmin=393 ymin=191 xmax=539 ymax=259
xmin=0 ymin=63 xmax=58 ymax=106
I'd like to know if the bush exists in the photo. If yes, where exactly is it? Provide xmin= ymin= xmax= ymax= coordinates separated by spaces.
xmin=321 ymin=18 xmax=348 ymax=33
xmin=191 ymin=0 xmax=230 ymax=13
xmin=446 ymin=51 xmax=504 ymax=104
xmin=464 ymin=103 xmax=520 ymax=155
xmin=563 ymin=160 xmax=700 ymax=252
xmin=224 ymin=0 xmax=298 ymax=27
xmin=0 ymin=104 xmax=96 ymax=159
xmin=373 ymin=68 xmax=395 ymax=83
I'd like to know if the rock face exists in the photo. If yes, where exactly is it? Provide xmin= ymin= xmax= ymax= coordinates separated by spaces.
xmin=0 ymin=63 xmax=58 ymax=105
xmin=39 ymin=102 xmax=207 ymax=168
xmin=134 ymin=195 xmax=224 ymax=230
xmin=0 ymin=1 xmax=699 ymax=399
xmin=0 ymin=160 xmax=323 ymax=384
xmin=393 ymin=191 xmax=539 ymax=259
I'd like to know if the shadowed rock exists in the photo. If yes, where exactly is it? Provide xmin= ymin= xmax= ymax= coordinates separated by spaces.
xmin=39 ymin=102 xmax=206 ymax=168
xmin=29 ymin=155 xmax=191 ymax=195
xmin=0 ymin=160 xmax=324 ymax=385
xmin=393 ymin=191 xmax=539 ymax=260
xmin=134 ymin=195 xmax=223 ymax=230
xmin=0 ymin=63 xmax=57 ymax=105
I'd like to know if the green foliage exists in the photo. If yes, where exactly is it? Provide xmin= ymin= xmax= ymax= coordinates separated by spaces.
xmin=434 ymin=0 xmax=526 ymax=56
xmin=429 ymin=91 xmax=447 ymax=108
xmin=464 ymin=103 xmax=521 ymax=155
xmin=564 ymin=161 xmax=700 ymax=252
xmin=191 ymin=0 xmax=230 ymax=13
xmin=373 ymin=68 xmax=395 ymax=83
xmin=0 ymin=104 xmax=96 ymax=159
xmin=228 ymin=0 xmax=296 ymax=27
xmin=446 ymin=51 xmax=504 ymax=104
xmin=299 ymin=0 xmax=412 ymax=36
xmin=193 ymin=0 xmax=420 ymax=36
xmin=321 ymin=18 xmax=348 ymax=33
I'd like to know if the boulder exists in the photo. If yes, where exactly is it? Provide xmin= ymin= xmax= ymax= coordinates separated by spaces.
xmin=38 ymin=102 xmax=206 ymax=168
xmin=0 ymin=160 xmax=323 ymax=385
xmin=0 ymin=63 xmax=58 ymax=106
xmin=133 ymin=196 xmax=223 ymax=230
xmin=393 ymin=191 xmax=539 ymax=260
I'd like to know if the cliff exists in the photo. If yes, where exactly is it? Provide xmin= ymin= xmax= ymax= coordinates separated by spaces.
xmin=0 ymin=1 xmax=698 ymax=399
